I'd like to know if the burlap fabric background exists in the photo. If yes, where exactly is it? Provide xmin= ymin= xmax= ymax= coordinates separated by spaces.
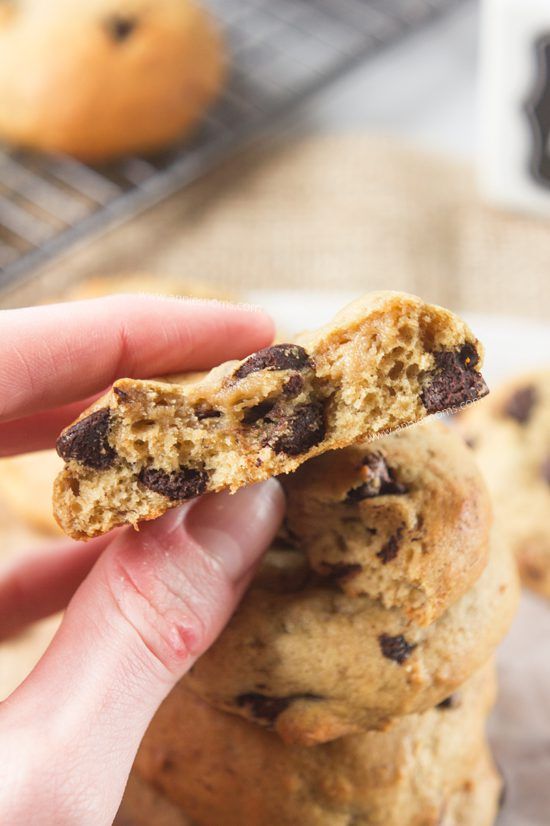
xmin=3 ymin=134 xmax=550 ymax=317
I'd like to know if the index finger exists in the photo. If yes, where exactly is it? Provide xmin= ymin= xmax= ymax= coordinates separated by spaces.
xmin=0 ymin=295 xmax=274 ymax=422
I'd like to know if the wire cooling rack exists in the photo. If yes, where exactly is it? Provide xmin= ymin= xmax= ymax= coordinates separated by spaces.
xmin=0 ymin=0 xmax=466 ymax=291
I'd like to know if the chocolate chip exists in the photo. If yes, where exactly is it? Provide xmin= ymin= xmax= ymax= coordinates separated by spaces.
xmin=283 ymin=374 xmax=304 ymax=397
xmin=268 ymin=401 xmax=325 ymax=455
xmin=194 ymin=404 xmax=222 ymax=421
xmin=541 ymin=455 xmax=550 ymax=485
xmin=242 ymin=400 xmax=275 ymax=425
xmin=503 ymin=385 xmax=537 ymax=424
xmin=236 ymin=692 xmax=321 ymax=724
xmin=421 ymin=347 xmax=488 ymax=414
xmin=378 ymin=633 xmax=417 ymax=664
xmin=458 ymin=342 xmax=479 ymax=369
xmin=346 ymin=452 xmax=407 ymax=502
xmin=234 ymin=344 xmax=312 ymax=380
xmin=321 ymin=562 xmax=362 ymax=582
xmin=437 ymin=694 xmax=459 ymax=710
xmin=377 ymin=531 xmax=401 ymax=564
xmin=56 ymin=408 xmax=116 ymax=469
xmin=113 ymin=387 xmax=129 ymax=402
xmin=105 ymin=15 xmax=137 ymax=41
xmin=138 ymin=466 xmax=208 ymax=501
xmin=463 ymin=435 xmax=477 ymax=450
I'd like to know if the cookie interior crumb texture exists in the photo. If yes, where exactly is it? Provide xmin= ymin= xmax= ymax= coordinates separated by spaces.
xmin=53 ymin=291 xmax=489 ymax=539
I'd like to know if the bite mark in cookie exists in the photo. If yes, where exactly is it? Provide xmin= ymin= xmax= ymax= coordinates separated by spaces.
xmin=56 ymin=409 xmax=116 ymax=470
xmin=236 ymin=692 xmax=321 ymax=724
xmin=421 ymin=345 xmax=488 ymax=414
xmin=346 ymin=452 xmax=407 ymax=502
xmin=234 ymin=344 xmax=312 ymax=380
xmin=378 ymin=633 xmax=417 ymax=665
xmin=139 ymin=466 xmax=208 ymax=501
xmin=502 ymin=385 xmax=537 ymax=425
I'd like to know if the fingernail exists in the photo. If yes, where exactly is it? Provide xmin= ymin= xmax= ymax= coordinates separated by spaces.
xmin=184 ymin=480 xmax=285 ymax=581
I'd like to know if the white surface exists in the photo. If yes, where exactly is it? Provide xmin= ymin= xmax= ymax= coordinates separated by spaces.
xmin=301 ymin=2 xmax=479 ymax=159
xmin=249 ymin=289 xmax=550 ymax=826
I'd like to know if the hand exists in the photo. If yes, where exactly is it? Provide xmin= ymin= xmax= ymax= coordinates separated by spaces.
xmin=0 ymin=295 xmax=285 ymax=825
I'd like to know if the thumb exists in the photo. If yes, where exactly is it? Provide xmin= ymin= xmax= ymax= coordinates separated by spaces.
xmin=1 ymin=480 xmax=284 ymax=826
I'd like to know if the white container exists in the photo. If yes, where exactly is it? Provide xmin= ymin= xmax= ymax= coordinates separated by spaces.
xmin=479 ymin=0 xmax=550 ymax=216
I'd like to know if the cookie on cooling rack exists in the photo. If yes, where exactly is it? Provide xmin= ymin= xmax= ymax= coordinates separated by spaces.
xmin=0 ymin=0 xmax=224 ymax=160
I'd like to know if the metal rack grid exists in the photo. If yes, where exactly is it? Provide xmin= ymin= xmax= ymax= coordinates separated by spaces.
xmin=0 ymin=0 xmax=466 ymax=291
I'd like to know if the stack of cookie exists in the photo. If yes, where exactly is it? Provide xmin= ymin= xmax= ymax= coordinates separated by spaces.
xmin=47 ymin=290 xmax=518 ymax=825
xmin=126 ymin=422 xmax=518 ymax=826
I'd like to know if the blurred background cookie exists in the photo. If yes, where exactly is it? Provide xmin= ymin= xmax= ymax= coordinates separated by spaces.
xmin=0 ymin=450 xmax=63 ymax=535
xmin=0 ymin=0 xmax=224 ymax=160
xmin=458 ymin=370 xmax=550 ymax=599
xmin=66 ymin=272 xmax=232 ymax=302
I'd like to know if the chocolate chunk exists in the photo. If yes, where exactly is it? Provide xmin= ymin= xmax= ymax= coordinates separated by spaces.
xmin=234 ymin=344 xmax=312 ymax=380
xmin=378 ymin=633 xmax=417 ymax=665
xmin=268 ymin=401 xmax=325 ymax=455
xmin=437 ymin=694 xmax=459 ymax=710
xmin=56 ymin=408 xmax=116 ymax=469
xmin=113 ymin=387 xmax=129 ymax=402
xmin=194 ymin=404 xmax=222 ymax=421
xmin=541 ymin=455 xmax=550 ymax=485
xmin=458 ymin=342 xmax=479 ymax=369
xmin=421 ymin=346 xmax=488 ymax=414
xmin=321 ymin=562 xmax=362 ymax=582
xmin=503 ymin=385 xmax=537 ymax=424
xmin=346 ymin=452 xmax=407 ymax=502
xmin=377 ymin=532 xmax=401 ymax=564
xmin=105 ymin=15 xmax=137 ymax=41
xmin=242 ymin=400 xmax=275 ymax=425
xmin=139 ymin=466 xmax=208 ymax=501
xmin=283 ymin=374 xmax=305 ymax=397
xmin=236 ymin=692 xmax=321 ymax=724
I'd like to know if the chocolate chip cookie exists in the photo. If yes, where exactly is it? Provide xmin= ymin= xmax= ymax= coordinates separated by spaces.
xmin=458 ymin=370 xmax=550 ymax=598
xmin=135 ymin=662 xmax=501 ymax=826
xmin=0 ymin=0 xmax=224 ymax=160
xmin=0 ymin=273 xmax=230 ymax=537
xmin=0 ymin=450 xmax=63 ymax=535
xmin=281 ymin=420 xmax=491 ymax=625
xmin=53 ymin=291 xmax=489 ymax=539
xmin=184 ymin=533 xmax=518 ymax=746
